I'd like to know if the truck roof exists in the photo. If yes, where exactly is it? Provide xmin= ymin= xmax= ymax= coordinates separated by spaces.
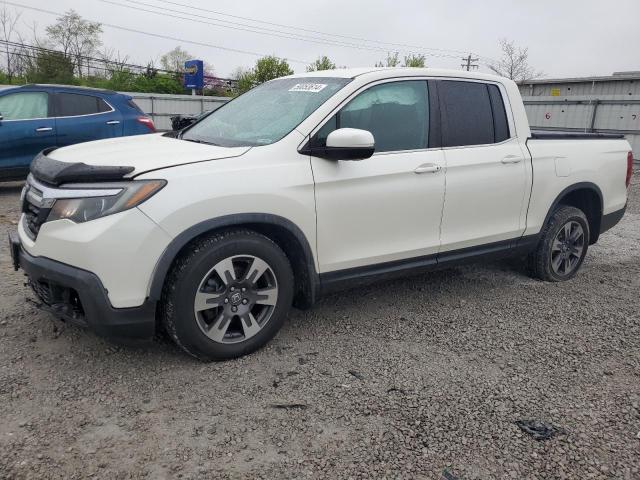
xmin=286 ymin=67 xmax=508 ymax=83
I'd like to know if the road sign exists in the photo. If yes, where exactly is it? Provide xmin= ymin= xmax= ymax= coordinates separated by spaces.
xmin=183 ymin=60 xmax=204 ymax=89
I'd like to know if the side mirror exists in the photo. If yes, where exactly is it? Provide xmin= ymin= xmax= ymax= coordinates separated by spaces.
xmin=303 ymin=128 xmax=375 ymax=161
xmin=0 ymin=112 xmax=3 ymax=122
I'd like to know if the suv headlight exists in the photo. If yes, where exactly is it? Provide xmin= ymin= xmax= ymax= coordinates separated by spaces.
xmin=47 ymin=180 xmax=166 ymax=223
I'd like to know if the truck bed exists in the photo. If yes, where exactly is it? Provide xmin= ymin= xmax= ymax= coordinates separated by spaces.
xmin=530 ymin=130 xmax=625 ymax=140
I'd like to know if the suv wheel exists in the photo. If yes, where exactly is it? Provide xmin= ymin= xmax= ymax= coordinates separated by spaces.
xmin=161 ymin=230 xmax=294 ymax=360
xmin=528 ymin=205 xmax=590 ymax=282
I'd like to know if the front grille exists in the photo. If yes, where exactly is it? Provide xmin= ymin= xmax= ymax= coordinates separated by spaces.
xmin=30 ymin=279 xmax=54 ymax=304
xmin=21 ymin=179 xmax=52 ymax=240
xmin=28 ymin=278 xmax=86 ymax=323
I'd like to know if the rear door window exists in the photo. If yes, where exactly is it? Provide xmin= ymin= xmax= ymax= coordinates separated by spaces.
xmin=0 ymin=92 xmax=49 ymax=120
xmin=126 ymin=99 xmax=145 ymax=114
xmin=439 ymin=81 xmax=495 ymax=147
xmin=56 ymin=93 xmax=111 ymax=117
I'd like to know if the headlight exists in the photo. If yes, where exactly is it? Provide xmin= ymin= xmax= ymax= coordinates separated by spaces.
xmin=47 ymin=180 xmax=166 ymax=223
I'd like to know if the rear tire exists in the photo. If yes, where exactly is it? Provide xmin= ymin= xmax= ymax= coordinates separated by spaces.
xmin=161 ymin=229 xmax=294 ymax=361
xmin=528 ymin=205 xmax=590 ymax=282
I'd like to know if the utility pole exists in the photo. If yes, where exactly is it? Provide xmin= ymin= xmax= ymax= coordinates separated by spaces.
xmin=461 ymin=54 xmax=479 ymax=71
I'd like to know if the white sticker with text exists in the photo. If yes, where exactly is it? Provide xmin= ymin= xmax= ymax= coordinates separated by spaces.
xmin=288 ymin=83 xmax=327 ymax=93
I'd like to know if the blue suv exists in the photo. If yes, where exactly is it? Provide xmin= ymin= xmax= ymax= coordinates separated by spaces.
xmin=0 ymin=84 xmax=155 ymax=180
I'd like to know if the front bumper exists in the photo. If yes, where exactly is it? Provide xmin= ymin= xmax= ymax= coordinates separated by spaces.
xmin=10 ymin=231 xmax=156 ymax=340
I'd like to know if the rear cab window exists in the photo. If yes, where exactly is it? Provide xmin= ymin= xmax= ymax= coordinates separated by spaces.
xmin=55 ymin=92 xmax=112 ymax=117
xmin=439 ymin=80 xmax=511 ymax=147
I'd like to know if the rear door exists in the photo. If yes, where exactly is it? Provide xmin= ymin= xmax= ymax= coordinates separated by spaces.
xmin=437 ymin=80 xmax=530 ymax=252
xmin=54 ymin=91 xmax=123 ymax=147
xmin=0 ymin=90 xmax=56 ymax=176
xmin=310 ymin=79 xmax=446 ymax=273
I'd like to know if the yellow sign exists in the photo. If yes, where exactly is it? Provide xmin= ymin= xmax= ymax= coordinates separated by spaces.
xmin=551 ymin=88 xmax=561 ymax=97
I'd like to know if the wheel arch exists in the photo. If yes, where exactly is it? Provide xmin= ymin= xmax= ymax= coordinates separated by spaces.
xmin=149 ymin=214 xmax=319 ymax=309
xmin=542 ymin=182 xmax=603 ymax=244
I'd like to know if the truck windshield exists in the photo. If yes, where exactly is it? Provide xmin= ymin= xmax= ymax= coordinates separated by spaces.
xmin=182 ymin=77 xmax=351 ymax=147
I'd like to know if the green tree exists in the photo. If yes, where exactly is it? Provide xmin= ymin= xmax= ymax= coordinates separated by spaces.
xmin=235 ymin=56 xmax=293 ymax=93
xmin=306 ymin=55 xmax=336 ymax=72
xmin=25 ymin=50 xmax=74 ymax=84
xmin=46 ymin=10 xmax=102 ymax=77
xmin=375 ymin=52 xmax=400 ymax=67
xmin=160 ymin=46 xmax=192 ymax=73
xmin=235 ymin=69 xmax=255 ymax=94
xmin=253 ymin=56 xmax=293 ymax=84
xmin=403 ymin=54 xmax=426 ymax=67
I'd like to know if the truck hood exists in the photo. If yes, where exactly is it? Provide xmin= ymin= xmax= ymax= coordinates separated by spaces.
xmin=45 ymin=133 xmax=250 ymax=178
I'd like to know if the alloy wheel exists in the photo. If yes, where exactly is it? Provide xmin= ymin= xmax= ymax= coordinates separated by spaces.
xmin=550 ymin=220 xmax=585 ymax=276
xmin=193 ymin=255 xmax=278 ymax=344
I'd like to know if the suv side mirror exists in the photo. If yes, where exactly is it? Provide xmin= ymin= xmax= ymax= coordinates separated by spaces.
xmin=302 ymin=128 xmax=375 ymax=161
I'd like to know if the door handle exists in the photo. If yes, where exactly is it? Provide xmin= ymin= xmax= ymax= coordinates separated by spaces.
xmin=35 ymin=127 xmax=53 ymax=132
xmin=501 ymin=155 xmax=523 ymax=164
xmin=106 ymin=120 xmax=121 ymax=125
xmin=414 ymin=163 xmax=442 ymax=174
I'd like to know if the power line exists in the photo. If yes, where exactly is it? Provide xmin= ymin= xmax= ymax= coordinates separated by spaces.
xmin=461 ymin=54 xmax=479 ymax=71
xmin=100 ymin=0 xmax=465 ymax=60
xmin=0 ymin=39 xmax=238 ymax=83
xmin=0 ymin=0 xmax=313 ymax=64
xmin=145 ymin=0 xmax=488 ymax=60
xmin=112 ymin=0 xmax=477 ymax=60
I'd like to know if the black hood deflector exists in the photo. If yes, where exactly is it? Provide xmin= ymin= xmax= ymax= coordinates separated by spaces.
xmin=31 ymin=148 xmax=135 ymax=186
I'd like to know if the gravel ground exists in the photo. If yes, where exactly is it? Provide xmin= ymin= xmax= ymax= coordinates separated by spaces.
xmin=0 ymin=178 xmax=639 ymax=480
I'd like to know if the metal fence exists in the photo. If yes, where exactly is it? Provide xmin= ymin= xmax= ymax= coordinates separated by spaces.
xmin=521 ymin=95 xmax=640 ymax=160
xmin=519 ymin=74 xmax=640 ymax=161
xmin=124 ymin=91 xmax=229 ymax=131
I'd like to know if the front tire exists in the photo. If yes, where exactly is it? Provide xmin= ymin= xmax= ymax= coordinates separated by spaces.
xmin=161 ymin=230 xmax=294 ymax=361
xmin=528 ymin=205 xmax=590 ymax=282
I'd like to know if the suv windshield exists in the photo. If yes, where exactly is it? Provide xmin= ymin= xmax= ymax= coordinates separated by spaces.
xmin=182 ymin=77 xmax=351 ymax=147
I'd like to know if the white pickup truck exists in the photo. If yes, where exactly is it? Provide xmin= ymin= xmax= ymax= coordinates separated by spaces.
xmin=9 ymin=68 xmax=633 ymax=360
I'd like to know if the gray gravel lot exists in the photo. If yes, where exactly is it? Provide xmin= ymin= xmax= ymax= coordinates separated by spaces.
xmin=0 ymin=178 xmax=639 ymax=480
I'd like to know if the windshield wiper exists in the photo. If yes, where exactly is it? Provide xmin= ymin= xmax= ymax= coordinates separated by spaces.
xmin=181 ymin=137 xmax=219 ymax=146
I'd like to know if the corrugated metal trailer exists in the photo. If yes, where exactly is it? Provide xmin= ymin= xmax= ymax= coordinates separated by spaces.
xmin=124 ymin=91 xmax=229 ymax=131
xmin=519 ymin=73 xmax=640 ymax=160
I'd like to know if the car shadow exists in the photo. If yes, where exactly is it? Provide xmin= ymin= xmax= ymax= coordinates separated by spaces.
xmin=0 ymin=181 xmax=25 ymax=195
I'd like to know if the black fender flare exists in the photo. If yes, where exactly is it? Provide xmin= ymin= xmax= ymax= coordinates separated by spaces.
xmin=148 ymin=214 xmax=319 ymax=304
xmin=540 ymin=182 xmax=603 ymax=243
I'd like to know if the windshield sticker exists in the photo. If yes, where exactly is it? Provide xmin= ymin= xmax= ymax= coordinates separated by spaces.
xmin=289 ymin=83 xmax=327 ymax=93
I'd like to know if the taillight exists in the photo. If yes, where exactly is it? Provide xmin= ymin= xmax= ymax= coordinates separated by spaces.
xmin=626 ymin=151 xmax=634 ymax=188
xmin=137 ymin=116 xmax=156 ymax=132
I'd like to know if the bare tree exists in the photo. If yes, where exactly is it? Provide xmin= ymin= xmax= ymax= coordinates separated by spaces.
xmin=46 ymin=10 xmax=102 ymax=78
xmin=487 ymin=39 xmax=542 ymax=82
xmin=0 ymin=6 xmax=22 ymax=81
xmin=99 ymin=47 xmax=130 ymax=76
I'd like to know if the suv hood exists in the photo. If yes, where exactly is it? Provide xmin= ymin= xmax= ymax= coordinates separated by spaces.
xmin=43 ymin=133 xmax=250 ymax=180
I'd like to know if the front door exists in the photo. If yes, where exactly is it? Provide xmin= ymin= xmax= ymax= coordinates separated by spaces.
xmin=0 ymin=90 xmax=56 ymax=178
xmin=310 ymin=80 xmax=446 ymax=273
